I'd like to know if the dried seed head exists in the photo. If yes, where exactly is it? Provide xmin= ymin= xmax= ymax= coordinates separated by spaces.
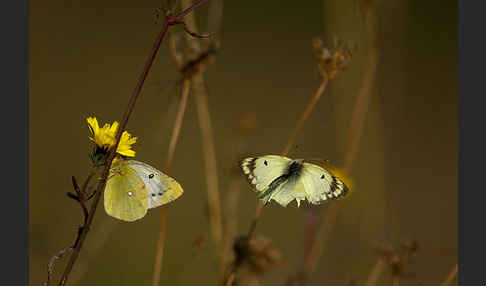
xmin=233 ymin=234 xmax=282 ymax=276
xmin=312 ymin=36 xmax=354 ymax=80
xmin=374 ymin=240 xmax=419 ymax=278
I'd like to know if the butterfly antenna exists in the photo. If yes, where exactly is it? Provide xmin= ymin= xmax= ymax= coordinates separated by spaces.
xmin=306 ymin=158 xmax=333 ymax=166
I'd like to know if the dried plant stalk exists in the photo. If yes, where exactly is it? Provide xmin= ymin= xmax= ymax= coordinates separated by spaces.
xmin=153 ymin=0 xmax=223 ymax=283
xmin=152 ymin=78 xmax=191 ymax=286
xmin=70 ymin=218 xmax=117 ymax=286
xmin=193 ymin=74 xmax=224 ymax=273
xmin=281 ymin=80 xmax=329 ymax=157
xmin=56 ymin=10 xmax=180 ymax=284
xmin=299 ymin=6 xmax=379 ymax=280
xmin=165 ymin=79 xmax=191 ymax=172
xmin=232 ymin=37 xmax=353 ymax=286
xmin=44 ymin=248 xmax=72 ymax=286
xmin=222 ymin=178 xmax=242 ymax=266
xmin=42 ymin=1 xmax=207 ymax=284
xmin=177 ymin=234 xmax=206 ymax=285
xmin=363 ymin=259 xmax=387 ymax=286
xmin=300 ymin=200 xmax=340 ymax=274
xmin=248 ymin=35 xmax=353 ymax=240
xmin=180 ymin=0 xmax=225 ymax=278
xmin=248 ymin=54 xmax=337 ymax=240
xmin=441 ymin=264 xmax=458 ymax=286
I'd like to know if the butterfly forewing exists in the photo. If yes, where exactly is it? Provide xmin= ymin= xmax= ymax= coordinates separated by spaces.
xmin=302 ymin=162 xmax=348 ymax=203
xmin=104 ymin=165 xmax=149 ymax=222
xmin=126 ymin=160 xmax=183 ymax=209
xmin=241 ymin=155 xmax=292 ymax=193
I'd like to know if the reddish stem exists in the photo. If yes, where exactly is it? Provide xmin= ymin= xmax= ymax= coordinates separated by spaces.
xmin=56 ymin=0 xmax=208 ymax=284
xmin=173 ymin=0 xmax=208 ymax=21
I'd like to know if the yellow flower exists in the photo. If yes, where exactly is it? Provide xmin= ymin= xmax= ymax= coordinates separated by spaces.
xmin=86 ymin=117 xmax=137 ymax=157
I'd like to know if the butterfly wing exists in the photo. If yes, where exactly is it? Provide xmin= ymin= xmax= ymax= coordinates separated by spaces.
xmin=126 ymin=160 xmax=183 ymax=209
xmin=268 ymin=175 xmax=308 ymax=207
xmin=267 ymin=162 xmax=349 ymax=207
xmin=104 ymin=164 xmax=149 ymax=222
xmin=300 ymin=162 xmax=348 ymax=204
xmin=241 ymin=155 xmax=292 ymax=203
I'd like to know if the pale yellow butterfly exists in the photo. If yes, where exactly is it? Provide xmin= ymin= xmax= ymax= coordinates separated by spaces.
xmin=104 ymin=159 xmax=183 ymax=222
xmin=241 ymin=155 xmax=348 ymax=207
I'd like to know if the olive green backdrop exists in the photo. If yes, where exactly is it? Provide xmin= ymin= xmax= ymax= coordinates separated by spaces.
xmin=30 ymin=0 xmax=457 ymax=285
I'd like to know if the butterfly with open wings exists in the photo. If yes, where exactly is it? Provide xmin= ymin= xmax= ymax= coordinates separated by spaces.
xmin=241 ymin=155 xmax=349 ymax=207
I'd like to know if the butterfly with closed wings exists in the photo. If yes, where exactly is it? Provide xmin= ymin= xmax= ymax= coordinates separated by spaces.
xmin=104 ymin=159 xmax=183 ymax=222
xmin=241 ymin=155 xmax=348 ymax=207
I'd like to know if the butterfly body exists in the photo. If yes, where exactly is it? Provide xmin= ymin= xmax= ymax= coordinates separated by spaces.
xmin=104 ymin=159 xmax=183 ymax=222
xmin=241 ymin=155 xmax=348 ymax=207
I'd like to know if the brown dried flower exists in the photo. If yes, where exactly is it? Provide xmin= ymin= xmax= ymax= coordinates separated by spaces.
xmin=312 ymin=37 xmax=354 ymax=80
xmin=374 ymin=240 xmax=419 ymax=278
xmin=233 ymin=234 xmax=283 ymax=279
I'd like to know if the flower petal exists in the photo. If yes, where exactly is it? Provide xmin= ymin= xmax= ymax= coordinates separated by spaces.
xmin=86 ymin=117 xmax=99 ymax=135
xmin=86 ymin=116 xmax=137 ymax=157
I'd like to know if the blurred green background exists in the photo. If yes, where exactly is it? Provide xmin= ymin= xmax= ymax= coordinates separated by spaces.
xmin=30 ymin=0 xmax=457 ymax=285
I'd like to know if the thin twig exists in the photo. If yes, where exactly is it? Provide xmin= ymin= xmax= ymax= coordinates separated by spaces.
xmin=281 ymin=80 xmax=329 ymax=157
xmin=247 ymin=201 xmax=263 ymax=240
xmin=257 ymin=79 xmax=330 ymax=238
xmin=193 ymin=73 xmax=224 ymax=274
xmin=299 ymin=8 xmax=379 ymax=280
xmin=300 ymin=200 xmax=340 ymax=274
xmin=69 ymin=217 xmax=117 ymax=286
xmin=80 ymin=170 xmax=97 ymax=198
xmin=225 ymin=273 xmax=235 ymax=286
xmin=222 ymin=177 xmax=242 ymax=267
xmin=152 ymin=207 xmax=169 ymax=284
xmin=172 ymin=0 xmax=208 ymax=21
xmin=441 ymin=264 xmax=458 ymax=286
xmin=153 ymin=1 xmax=221 ymax=281
xmin=177 ymin=234 xmax=205 ymax=285
xmin=68 ymin=176 xmax=89 ymax=226
xmin=165 ymin=79 xmax=191 ymax=171
xmin=180 ymin=0 xmax=225 ymax=279
xmin=58 ymin=22 xmax=168 ymax=285
xmin=227 ymin=41 xmax=339 ymax=286
xmin=45 ymin=248 xmax=73 ymax=286
xmin=56 ymin=2 xmax=208 ymax=284
xmin=152 ymin=78 xmax=192 ymax=286
xmin=363 ymin=259 xmax=386 ymax=286
xmin=221 ymin=115 xmax=256 ymax=278
xmin=246 ymin=34 xmax=356 ymax=246
xmin=247 ymin=79 xmax=330 ymax=242
xmin=224 ymin=76 xmax=333 ymax=286
xmin=50 ymin=172 xmax=105 ymax=286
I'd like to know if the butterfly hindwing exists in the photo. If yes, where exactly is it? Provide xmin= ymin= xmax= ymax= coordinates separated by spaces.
xmin=126 ymin=160 xmax=183 ymax=209
xmin=270 ymin=175 xmax=307 ymax=207
xmin=104 ymin=164 xmax=149 ymax=222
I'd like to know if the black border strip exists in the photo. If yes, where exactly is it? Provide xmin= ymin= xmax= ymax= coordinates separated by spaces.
xmin=459 ymin=1 xmax=486 ymax=285
xmin=1 ymin=0 xmax=29 ymax=284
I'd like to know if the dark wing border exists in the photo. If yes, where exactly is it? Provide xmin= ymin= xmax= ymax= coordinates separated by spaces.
xmin=240 ymin=157 xmax=258 ymax=188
